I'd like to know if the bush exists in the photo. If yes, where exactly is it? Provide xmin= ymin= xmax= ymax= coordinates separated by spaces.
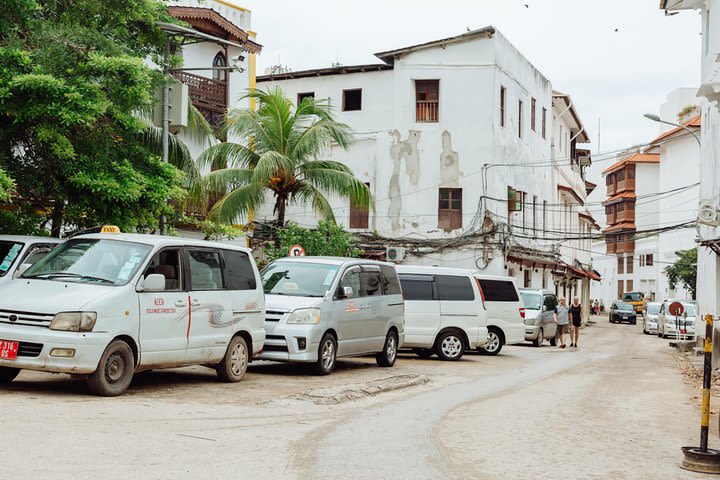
xmin=263 ymin=221 xmax=362 ymax=263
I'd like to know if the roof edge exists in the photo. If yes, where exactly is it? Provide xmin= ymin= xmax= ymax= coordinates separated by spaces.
xmin=374 ymin=26 xmax=496 ymax=65
xmin=257 ymin=63 xmax=393 ymax=82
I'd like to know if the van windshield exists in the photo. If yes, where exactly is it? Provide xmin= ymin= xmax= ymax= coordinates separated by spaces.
xmin=623 ymin=292 xmax=643 ymax=302
xmin=261 ymin=261 xmax=339 ymax=297
xmin=520 ymin=291 xmax=542 ymax=310
xmin=0 ymin=241 xmax=24 ymax=277
xmin=646 ymin=304 xmax=661 ymax=315
xmin=22 ymin=239 xmax=152 ymax=286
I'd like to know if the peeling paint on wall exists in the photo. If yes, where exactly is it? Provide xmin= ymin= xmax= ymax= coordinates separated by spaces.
xmin=388 ymin=130 xmax=404 ymax=231
xmin=439 ymin=130 xmax=459 ymax=188
xmin=403 ymin=130 xmax=421 ymax=185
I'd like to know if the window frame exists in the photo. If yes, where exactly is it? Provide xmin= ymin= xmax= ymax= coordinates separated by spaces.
xmin=297 ymin=92 xmax=315 ymax=104
xmin=541 ymin=107 xmax=547 ymax=139
xmin=500 ymin=85 xmax=506 ymax=127
xmin=518 ymin=99 xmax=523 ymax=138
xmin=531 ymin=97 xmax=536 ymax=132
xmin=221 ymin=248 xmax=257 ymax=291
xmin=342 ymin=88 xmax=362 ymax=111
xmin=415 ymin=79 xmax=440 ymax=123
xmin=349 ymin=182 xmax=370 ymax=229
xmin=186 ymin=247 xmax=226 ymax=292
xmin=438 ymin=187 xmax=463 ymax=231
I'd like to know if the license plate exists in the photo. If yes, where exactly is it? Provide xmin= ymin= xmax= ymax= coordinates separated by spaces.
xmin=0 ymin=340 xmax=18 ymax=360
xmin=623 ymin=316 xmax=628 ymax=319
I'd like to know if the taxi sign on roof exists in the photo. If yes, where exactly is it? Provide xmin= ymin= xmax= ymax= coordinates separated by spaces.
xmin=100 ymin=225 xmax=121 ymax=234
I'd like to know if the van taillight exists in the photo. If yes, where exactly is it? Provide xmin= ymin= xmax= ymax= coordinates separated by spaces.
xmin=474 ymin=277 xmax=486 ymax=309
xmin=519 ymin=307 xmax=526 ymax=319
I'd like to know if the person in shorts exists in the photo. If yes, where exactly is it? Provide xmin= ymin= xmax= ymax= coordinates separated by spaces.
xmin=569 ymin=296 xmax=583 ymax=348
xmin=554 ymin=297 xmax=570 ymax=349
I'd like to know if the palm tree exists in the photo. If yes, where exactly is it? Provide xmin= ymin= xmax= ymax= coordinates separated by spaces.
xmin=196 ymin=87 xmax=371 ymax=228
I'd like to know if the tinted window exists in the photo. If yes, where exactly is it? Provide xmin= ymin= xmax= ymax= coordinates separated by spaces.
xmin=623 ymin=292 xmax=643 ymax=302
xmin=359 ymin=269 xmax=383 ymax=297
xmin=616 ymin=302 xmax=634 ymax=311
xmin=399 ymin=274 xmax=434 ymax=301
xmin=188 ymin=250 xmax=224 ymax=290
xmin=224 ymin=250 xmax=257 ymax=290
xmin=144 ymin=249 xmax=182 ymax=291
xmin=436 ymin=275 xmax=475 ymax=301
xmin=0 ymin=241 xmax=24 ymax=277
xmin=339 ymin=267 xmax=361 ymax=299
xmin=543 ymin=295 xmax=558 ymax=311
xmin=261 ymin=261 xmax=338 ymax=297
xmin=380 ymin=266 xmax=401 ymax=295
xmin=477 ymin=279 xmax=519 ymax=302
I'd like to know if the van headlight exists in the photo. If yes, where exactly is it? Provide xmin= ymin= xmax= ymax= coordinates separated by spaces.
xmin=286 ymin=308 xmax=321 ymax=324
xmin=49 ymin=312 xmax=97 ymax=332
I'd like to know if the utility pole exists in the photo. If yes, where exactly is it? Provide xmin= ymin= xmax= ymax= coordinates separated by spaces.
xmin=159 ymin=40 xmax=171 ymax=235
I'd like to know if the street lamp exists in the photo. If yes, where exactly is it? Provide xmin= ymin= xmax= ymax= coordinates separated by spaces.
xmin=643 ymin=113 xmax=701 ymax=147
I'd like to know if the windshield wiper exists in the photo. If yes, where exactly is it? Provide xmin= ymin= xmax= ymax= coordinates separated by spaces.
xmin=25 ymin=272 xmax=115 ymax=284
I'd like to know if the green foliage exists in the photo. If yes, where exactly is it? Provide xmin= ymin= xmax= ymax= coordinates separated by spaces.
xmin=0 ymin=168 xmax=13 ymax=203
xmin=263 ymin=221 xmax=362 ymax=262
xmin=665 ymin=248 xmax=697 ymax=299
xmin=0 ymin=209 xmax=49 ymax=236
xmin=0 ymin=0 xmax=187 ymax=235
xmin=177 ymin=214 xmax=246 ymax=241
xmin=196 ymin=87 xmax=371 ymax=229
xmin=677 ymin=104 xmax=698 ymax=120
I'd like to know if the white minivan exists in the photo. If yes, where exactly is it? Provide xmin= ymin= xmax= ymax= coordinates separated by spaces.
xmin=473 ymin=274 xmax=526 ymax=355
xmin=396 ymin=265 xmax=489 ymax=361
xmin=0 ymin=230 xmax=265 ymax=396
xmin=0 ymin=236 xmax=62 ymax=286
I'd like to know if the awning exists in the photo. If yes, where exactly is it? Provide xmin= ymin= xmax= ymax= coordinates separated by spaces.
xmin=699 ymin=237 xmax=720 ymax=256
xmin=506 ymin=246 xmax=561 ymax=269
xmin=603 ymin=222 xmax=636 ymax=234
xmin=578 ymin=212 xmax=600 ymax=230
xmin=602 ymin=191 xmax=636 ymax=206
xmin=555 ymin=264 xmax=602 ymax=282
xmin=557 ymin=184 xmax=584 ymax=206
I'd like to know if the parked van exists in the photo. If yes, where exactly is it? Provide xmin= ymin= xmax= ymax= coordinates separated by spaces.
xmin=0 ymin=235 xmax=62 ymax=286
xmin=519 ymin=288 xmax=558 ymax=347
xmin=474 ymin=275 xmax=525 ymax=355
xmin=622 ymin=291 xmax=646 ymax=315
xmin=396 ymin=265 xmax=489 ymax=361
xmin=259 ymin=257 xmax=404 ymax=374
xmin=0 ymin=231 xmax=265 ymax=396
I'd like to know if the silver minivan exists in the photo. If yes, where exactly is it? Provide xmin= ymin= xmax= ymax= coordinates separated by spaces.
xmin=259 ymin=257 xmax=405 ymax=374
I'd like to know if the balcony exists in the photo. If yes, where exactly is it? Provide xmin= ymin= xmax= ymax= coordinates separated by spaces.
xmin=606 ymin=242 xmax=617 ymax=254
xmin=416 ymin=100 xmax=439 ymax=123
xmin=172 ymin=71 xmax=227 ymax=127
xmin=607 ymin=183 xmax=617 ymax=196
xmin=617 ymin=178 xmax=635 ymax=193
xmin=616 ymin=240 xmax=635 ymax=254
xmin=615 ymin=209 xmax=635 ymax=223
xmin=606 ymin=212 xmax=617 ymax=225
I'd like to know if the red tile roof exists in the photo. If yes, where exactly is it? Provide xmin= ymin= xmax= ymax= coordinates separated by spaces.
xmin=647 ymin=114 xmax=701 ymax=146
xmin=602 ymin=153 xmax=659 ymax=175
xmin=603 ymin=222 xmax=636 ymax=233
xmin=602 ymin=191 xmax=636 ymax=205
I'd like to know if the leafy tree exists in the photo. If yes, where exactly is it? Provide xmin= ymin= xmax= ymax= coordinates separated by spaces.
xmin=665 ymin=248 xmax=697 ymax=299
xmin=0 ymin=168 xmax=13 ymax=203
xmin=263 ymin=221 xmax=362 ymax=263
xmin=197 ymin=87 xmax=371 ymax=228
xmin=0 ymin=0 xmax=196 ymax=236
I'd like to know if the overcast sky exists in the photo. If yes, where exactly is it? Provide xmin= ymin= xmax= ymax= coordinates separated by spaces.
xmin=246 ymin=0 xmax=700 ymax=181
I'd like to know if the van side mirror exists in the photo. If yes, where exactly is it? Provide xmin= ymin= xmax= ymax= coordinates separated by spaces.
xmin=13 ymin=263 xmax=32 ymax=279
xmin=140 ymin=274 xmax=165 ymax=292
xmin=342 ymin=286 xmax=354 ymax=299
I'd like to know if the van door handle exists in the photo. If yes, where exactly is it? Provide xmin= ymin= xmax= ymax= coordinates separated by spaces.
xmin=175 ymin=300 xmax=187 ymax=307
xmin=190 ymin=299 xmax=201 ymax=307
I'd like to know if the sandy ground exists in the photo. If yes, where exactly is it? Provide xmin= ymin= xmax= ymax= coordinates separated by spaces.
xmin=0 ymin=316 xmax=713 ymax=479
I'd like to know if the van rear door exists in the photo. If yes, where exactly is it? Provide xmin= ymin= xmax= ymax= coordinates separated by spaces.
xmin=436 ymin=274 xmax=479 ymax=333
xmin=398 ymin=274 xmax=439 ymax=347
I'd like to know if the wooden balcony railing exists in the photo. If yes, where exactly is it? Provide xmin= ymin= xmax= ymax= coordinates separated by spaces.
xmin=617 ymin=178 xmax=635 ymax=193
xmin=416 ymin=100 xmax=439 ymax=123
xmin=607 ymin=183 xmax=616 ymax=196
xmin=606 ymin=242 xmax=617 ymax=254
xmin=616 ymin=240 xmax=635 ymax=254
xmin=616 ymin=209 xmax=635 ymax=223
xmin=606 ymin=212 xmax=617 ymax=225
xmin=172 ymin=71 xmax=227 ymax=113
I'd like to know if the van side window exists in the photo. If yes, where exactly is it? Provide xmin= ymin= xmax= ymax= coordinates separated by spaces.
xmin=380 ymin=266 xmax=401 ymax=295
xmin=359 ymin=266 xmax=383 ymax=297
xmin=223 ymin=250 xmax=257 ymax=290
xmin=477 ymin=279 xmax=519 ymax=301
xmin=398 ymin=274 xmax=434 ymax=301
xmin=188 ymin=250 xmax=224 ymax=290
xmin=436 ymin=275 xmax=474 ymax=301
xmin=338 ymin=267 xmax=361 ymax=299
xmin=144 ymin=249 xmax=182 ymax=291
xmin=543 ymin=295 xmax=558 ymax=311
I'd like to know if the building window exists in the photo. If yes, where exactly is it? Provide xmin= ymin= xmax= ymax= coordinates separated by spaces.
xmin=342 ymin=89 xmax=362 ymax=111
xmin=524 ymin=269 xmax=531 ymax=288
xmin=416 ymin=80 xmax=439 ymax=123
xmin=500 ymin=86 xmax=506 ymax=127
xmin=617 ymin=256 xmax=624 ymax=275
xmin=518 ymin=100 xmax=523 ymax=138
xmin=438 ymin=188 xmax=462 ymax=231
xmin=617 ymin=279 xmax=624 ymax=300
xmin=531 ymin=98 xmax=536 ymax=132
xmin=626 ymin=256 xmax=634 ymax=274
xmin=542 ymin=200 xmax=547 ymax=235
xmin=212 ymin=52 xmax=227 ymax=82
xmin=646 ymin=253 xmax=653 ymax=266
xmin=521 ymin=191 xmax=527 ymax=231
xmin=297 ymin=92 xmax=315 ymax=104
xmin=626 ymin=279 xmax=634 ymax=292
xmin=349 ymin=182 xmax=370 ymax=229
xmin=532 ymin=195 xmax=537 ymax=233
xmin=541 ymin=107 xmax=547 ymax=139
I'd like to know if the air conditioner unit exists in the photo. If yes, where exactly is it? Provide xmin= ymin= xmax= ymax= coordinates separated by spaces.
xmin=386 ymin=246 xmax=406 ymax=262
xmin=698 ymin=199 xmax=720 ymax=227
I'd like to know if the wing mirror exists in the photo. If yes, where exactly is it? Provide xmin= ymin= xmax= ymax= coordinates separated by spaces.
xmin=342 ymin=286 xmax=354 ymax=299
xmin=138 ymin=274 xmax=165 ymax=292
xmin=13 ymin=263 xmax=32 ymax=279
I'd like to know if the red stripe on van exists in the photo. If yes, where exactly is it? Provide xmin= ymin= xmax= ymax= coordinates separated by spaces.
xmin=186 ymin=294 xmax=192 ymax=338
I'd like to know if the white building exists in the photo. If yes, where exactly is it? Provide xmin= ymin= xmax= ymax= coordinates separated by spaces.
xmin=257 ymin=27 xmax=600 ymax=317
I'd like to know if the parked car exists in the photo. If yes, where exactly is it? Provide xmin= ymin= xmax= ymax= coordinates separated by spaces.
xmin=622 ymin=291 xmax=646 ymax=315
xmin=519 ymin=288 xmax=558 ymax=347
xmin=0 ymin=235 xmax=62 ymax=287
xmin=259 ymin=257 xmax=404 ymax=374
xmin=0 ymin=230 xmax=265 ymax=396
xmin=608 ymin=302 xmax=637 ymax=324
xmin=642 ymin=302 xmax=661 ymax=335
xmin=657 ymin=300 xmax=696 ymax=339
xmin=396 ymin=265 xmax=489 ymax=361
xmin=474 ymin=275 xmax=525 ymax=355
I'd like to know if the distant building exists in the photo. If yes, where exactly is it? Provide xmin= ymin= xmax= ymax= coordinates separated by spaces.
xmin=258 ymin=27 xmax=600 ymax=317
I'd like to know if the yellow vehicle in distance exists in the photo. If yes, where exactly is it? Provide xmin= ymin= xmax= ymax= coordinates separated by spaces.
xmin=622 ymin=291 xmax=646 ymax=315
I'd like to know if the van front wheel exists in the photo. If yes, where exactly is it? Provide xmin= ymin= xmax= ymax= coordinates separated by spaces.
xmin=315 ymin=333 xmax=337 ymax=375
xmin=86 ymin=340 xmax=134 ymax=397
xmin=216 ymin=336 xmax=249 ymax=382
xmin=376 ymin=331 xmax=398 ymax=367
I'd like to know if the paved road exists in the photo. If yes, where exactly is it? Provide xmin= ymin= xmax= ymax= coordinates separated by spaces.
xmin=0 ymin=317 xmax=713 ymax=479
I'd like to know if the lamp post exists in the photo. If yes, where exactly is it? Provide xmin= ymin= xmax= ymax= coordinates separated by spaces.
xmin=643 ymin=113 xmax=701 ymax=147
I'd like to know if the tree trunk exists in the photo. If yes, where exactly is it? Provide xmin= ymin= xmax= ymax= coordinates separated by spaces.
xmin=50 ymin=199 xmax=64 ymax=238
xmin=273 ymin=194 xmax=287 ymax=247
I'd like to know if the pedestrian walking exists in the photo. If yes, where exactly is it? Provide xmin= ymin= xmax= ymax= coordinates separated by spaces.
xmin=554 ymin=297 xmax=570 ymax=349
xmin=569 ymin=296 xmax=583 ymax=348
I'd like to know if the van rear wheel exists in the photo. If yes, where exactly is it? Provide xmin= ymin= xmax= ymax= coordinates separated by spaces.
xmin=0 ymin=367 xmax=19 ymax=383
xmin=376 ymin=330 xmax=398 ymax=367
xmin=480 ymin=328 xmax=503 ymax=356
xmin=435 ymin=331 xmax=464 ymax=361
xmin=86 ymin=340 xmax=134 ymax=397
xmin=216 ymin=335 xmax=249 ymax=382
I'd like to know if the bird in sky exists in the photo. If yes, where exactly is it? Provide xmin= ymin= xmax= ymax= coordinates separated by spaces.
xmin=524 ymin=4 xmax=529 ymax=8
xmin=614 ymin=28 xmax=619 ymax=32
